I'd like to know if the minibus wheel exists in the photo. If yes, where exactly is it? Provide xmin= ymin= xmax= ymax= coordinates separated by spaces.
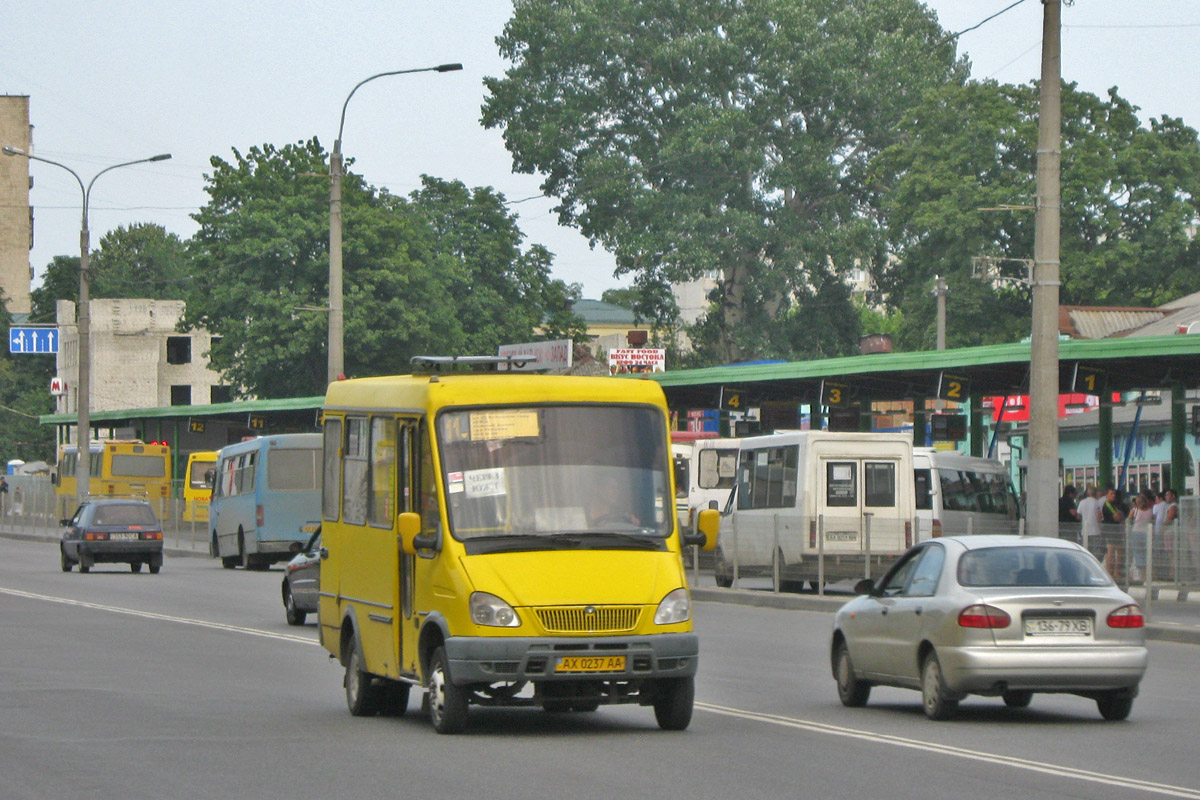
xmin=653 ymin=676 xmax=694 ymax=731
xmin=428 ymin=646 xmax=469 ymax=734
xmin=344 ymin=645 xmax=382 ymax=717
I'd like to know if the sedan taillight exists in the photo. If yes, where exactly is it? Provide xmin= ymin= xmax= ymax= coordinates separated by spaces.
xmin=84 ymin=532 xmax=108 ymax=541
xmin=958 ymin=604 xmax=1011 ymax=629
xmin=141 ymin=531 xmax=163 ymax=540
xmin=1106 ymin=605 xmax=1145 ymax=629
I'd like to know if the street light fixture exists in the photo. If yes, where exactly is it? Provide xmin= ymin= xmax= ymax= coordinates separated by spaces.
xmin=2 ymin=146 xmax=171 ymax=501
xmin=327 ymin=62 xmax=462 ymax=387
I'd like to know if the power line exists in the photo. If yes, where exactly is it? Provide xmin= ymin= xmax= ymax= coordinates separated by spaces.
xmin=940 ymin=0 xmax=1030 ymax=44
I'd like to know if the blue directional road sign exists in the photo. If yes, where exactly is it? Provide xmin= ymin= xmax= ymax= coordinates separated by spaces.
xmin=8 ymin=327 xmax=59 ymax=354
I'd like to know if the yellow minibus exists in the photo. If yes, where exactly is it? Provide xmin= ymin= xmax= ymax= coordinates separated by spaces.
xmin=318 ymin=357 xmax=718 ymax=734
xmin=54 ymin=440 xmax=172 ymax=517
xmin=182 ymin=450 xmax=218 ymax=522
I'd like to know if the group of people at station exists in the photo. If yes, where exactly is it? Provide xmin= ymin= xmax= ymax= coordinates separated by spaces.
xmin=1059 ymin=483 xmax=1180 ymax=583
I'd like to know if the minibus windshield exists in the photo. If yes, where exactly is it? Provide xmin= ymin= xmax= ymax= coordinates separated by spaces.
xmin=437 ymin=405 xmax=671 ymax=546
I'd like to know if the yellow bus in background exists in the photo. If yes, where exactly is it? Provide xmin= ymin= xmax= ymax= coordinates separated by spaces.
xmin=54 ymin=441 xmax=172 ymax=517
xmin=182 ymin=450 xmax=218 ymax=522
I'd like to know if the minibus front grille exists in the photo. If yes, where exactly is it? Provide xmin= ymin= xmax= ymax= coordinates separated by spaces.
xmin=535 ymin=606 xmax=642 ymax=634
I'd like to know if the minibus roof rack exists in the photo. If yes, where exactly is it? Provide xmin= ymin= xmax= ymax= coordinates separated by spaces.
xmin=410 ymin=355 xmax=536 ymax=373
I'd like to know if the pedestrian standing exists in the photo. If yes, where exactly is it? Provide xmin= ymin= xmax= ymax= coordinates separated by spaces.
xmin=1101 ymin=486 xmax=1126 ymax=580
xmin=1127 ymin=491 xmax=1154 ymax=584
xmin=1059 ymin=485 xmax=1081 ymax=542
xmin=1077 ymin=485 xmax=1102 ymax=554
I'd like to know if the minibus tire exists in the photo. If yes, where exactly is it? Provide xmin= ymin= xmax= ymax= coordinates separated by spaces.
xmin=653 ymin=676 xmax=694 ymax=731
xmin=428 ymin=647 xmax=469 ymax=734
xmin=379 ymin=681 xmax=411 ymax=717
xmin=344 ymin=646 xmax=382 ymax=717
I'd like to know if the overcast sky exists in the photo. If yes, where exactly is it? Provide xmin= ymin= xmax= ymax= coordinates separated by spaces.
xmin=3 ymin=1 xmax=1197 ymax=302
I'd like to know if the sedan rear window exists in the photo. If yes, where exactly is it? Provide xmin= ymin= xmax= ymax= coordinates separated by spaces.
xmin=958 ymin=546 xmax=1111 ymax=588
xmin=92 ymin=505 xmax=159 ymax=527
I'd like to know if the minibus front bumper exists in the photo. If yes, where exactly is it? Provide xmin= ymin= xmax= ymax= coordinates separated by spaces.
xmin=443 ymin=632 xmax=699 ymax=685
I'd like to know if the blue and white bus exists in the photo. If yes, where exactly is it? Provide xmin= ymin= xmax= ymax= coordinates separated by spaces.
xmin=209 ymin=434 xmax=321 ymax=570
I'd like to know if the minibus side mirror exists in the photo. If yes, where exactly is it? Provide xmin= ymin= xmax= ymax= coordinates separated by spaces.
xmin=204 ymin=468 xmax=216 ymax=489
xmin=398 ymin=512 xmax=439 ymax=555
xmin=682 ymin=508 xmax=719 ymax=551
xmin=50 ymin=472 xmax=58 ymax=486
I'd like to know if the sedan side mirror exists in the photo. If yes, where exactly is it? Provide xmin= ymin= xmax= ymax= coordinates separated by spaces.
xmin=853 ymin=578 xmax=875 ymax=596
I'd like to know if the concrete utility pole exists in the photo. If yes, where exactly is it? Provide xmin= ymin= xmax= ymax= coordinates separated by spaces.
xmin=933 ymin=275 xmax=948 ymax=350
xmin=1 ymin=146 xmax=170 ymax=501
xmin=1028 ymin=0 xmax=1063 ymax=534
xmin=327 ymin=63 xmax=462 ymax=388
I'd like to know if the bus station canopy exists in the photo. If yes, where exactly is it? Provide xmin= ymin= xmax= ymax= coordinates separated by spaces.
xmin=647 ymin=335 xmax=1200 ymax=409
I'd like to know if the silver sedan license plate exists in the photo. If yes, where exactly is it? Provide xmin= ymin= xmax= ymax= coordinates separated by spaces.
xmin=1024 ymin=617 xmax=1092 ymax=636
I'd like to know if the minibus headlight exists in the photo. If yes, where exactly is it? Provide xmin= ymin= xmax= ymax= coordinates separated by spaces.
xmin=655 ymin=588 xmax=691 ymax=625
xmin=469 ymin=592 xmax=522 ymax=628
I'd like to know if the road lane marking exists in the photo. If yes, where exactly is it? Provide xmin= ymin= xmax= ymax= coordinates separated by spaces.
xmin=0 ymin=586 xmax=319 ymax=646
xmin=6 ymin=584 xmax=1196 ymax=797
xmin=696 ymin=702 xmax=1200 ymax=799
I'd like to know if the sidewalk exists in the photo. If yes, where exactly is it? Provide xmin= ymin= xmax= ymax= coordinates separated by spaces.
xmin=5 ymin=522 xmax=1199 ymax=645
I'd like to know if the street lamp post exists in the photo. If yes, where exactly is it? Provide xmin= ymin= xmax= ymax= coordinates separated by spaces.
xmin=2 ymin=146 xmax=171 ymax=501
xmin=327 ymin=63 xmax=462 ymax=387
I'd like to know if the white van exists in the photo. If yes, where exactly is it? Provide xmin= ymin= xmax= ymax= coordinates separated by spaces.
xmin=671 ymin=434 xmax=740 ymax=534
xmin=716 ymin=431 xmax=915 ymax=587
xmin=912 ymin=447 xmax=1020 ymax=539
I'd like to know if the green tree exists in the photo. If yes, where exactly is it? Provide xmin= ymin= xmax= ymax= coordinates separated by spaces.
xmin=183 ymin=139 xmax=583 ymax=398
xmin=29 ymin=255 xmax=80 ymax=325
xmin=88 ymin=223 xmax=191 ymax=299
xmin=482 ymin=0 xmax=966 ymax=364
xmin=876 ymin=80 xmax=1200 ymax=349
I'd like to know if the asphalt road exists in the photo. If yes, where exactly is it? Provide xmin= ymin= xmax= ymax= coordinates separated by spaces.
xmin=2 ymin=537 xmax=1199 ymax=800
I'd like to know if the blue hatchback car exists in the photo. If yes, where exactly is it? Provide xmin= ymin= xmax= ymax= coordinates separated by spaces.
xmin=60 ymin=498 xmax=164 ymax=574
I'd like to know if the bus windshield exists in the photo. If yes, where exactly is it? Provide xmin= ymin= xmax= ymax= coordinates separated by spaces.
xmin=437 ymin=405 xmax=671 ymax=545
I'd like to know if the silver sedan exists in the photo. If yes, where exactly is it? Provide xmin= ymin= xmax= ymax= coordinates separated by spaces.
xmin=831 ymin=535 xmax=1148 ymax=720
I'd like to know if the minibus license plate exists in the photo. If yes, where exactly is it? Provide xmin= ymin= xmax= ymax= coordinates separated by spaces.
xmin=556 ymin=655 xmax=626 ymax=673
xmin=1024 ymin=617 xmax=1092 ymax=636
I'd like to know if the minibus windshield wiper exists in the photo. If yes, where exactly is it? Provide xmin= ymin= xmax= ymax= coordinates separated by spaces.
xmin=547 ymin=531 xmax=665 ymax=550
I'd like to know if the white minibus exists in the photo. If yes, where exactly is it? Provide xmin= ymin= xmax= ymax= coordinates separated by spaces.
xmin=912 ymin=447 xmax=1020 ymax=538
xmin=716 ymin=431 xmax=916 ymax=588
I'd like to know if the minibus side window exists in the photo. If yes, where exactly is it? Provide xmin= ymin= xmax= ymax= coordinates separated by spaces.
xmin=369 ymin=417 xmax=396 ymax=527
xmin=418 ymin=422 xmax=439 ymax=535
xmin=322 ymin=418 xmax=342 ymax=521
xmin=343 ymin=417 xmax=369 ymax=526
xmin=738 ymin=446 xmax=799 ymax=510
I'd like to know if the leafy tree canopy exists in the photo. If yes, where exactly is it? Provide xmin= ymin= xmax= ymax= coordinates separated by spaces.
xmin=482 ymin=0 xmax=966 ymax=363
xmin=183 ymin=139 xmax=583 ymax=398
xmin=876 ymin=80 xmax=1200 ymax=349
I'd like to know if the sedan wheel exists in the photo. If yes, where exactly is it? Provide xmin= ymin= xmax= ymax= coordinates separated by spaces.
xmin=1097 ymin=692 xmax=1134 ymax=721
xmin=921 ymin=652 xmax=958 ymax=720
xmin=834 ymin=642 xmax=870 ymax=707
xmin=1002 ymin=690 xmax=1033 ymax=709
xmin=60 ymin=548 xmax=73 ymax=572
xmin=284 ymin=588 xmax=307 ymax=626
xmin=130 ymin=561 xmax=143 ymax=573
